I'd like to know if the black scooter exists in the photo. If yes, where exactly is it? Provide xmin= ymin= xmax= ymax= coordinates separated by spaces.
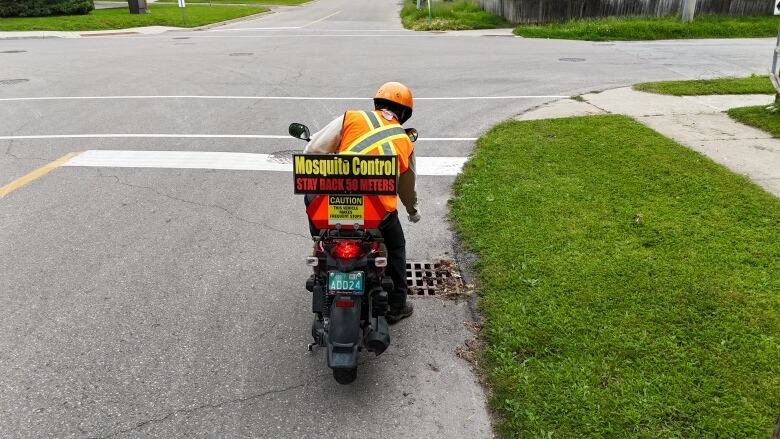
xmin=289 ymin=122 xmax=416 ymax=385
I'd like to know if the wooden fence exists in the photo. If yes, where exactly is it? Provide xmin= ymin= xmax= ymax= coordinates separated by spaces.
xmin=477 ymin=0 xmax=773 ymax=23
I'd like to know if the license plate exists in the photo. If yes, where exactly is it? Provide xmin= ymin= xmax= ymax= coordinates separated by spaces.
xmin=328 ymin=271 xmax=364 ymax=294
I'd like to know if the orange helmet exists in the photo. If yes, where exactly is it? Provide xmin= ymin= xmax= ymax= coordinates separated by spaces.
xmin=374 ymin=82 xmax=413 ymax=123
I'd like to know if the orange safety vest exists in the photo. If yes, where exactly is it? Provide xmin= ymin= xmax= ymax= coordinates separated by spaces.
xmin=337 ymin=110 xmax=413 ymax=212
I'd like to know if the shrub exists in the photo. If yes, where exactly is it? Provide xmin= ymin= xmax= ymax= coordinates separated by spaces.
xmin=0 ymin=0 xmax=95 ymax=17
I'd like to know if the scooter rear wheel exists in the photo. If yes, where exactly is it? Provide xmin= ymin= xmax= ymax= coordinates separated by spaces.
xmin=333 ymin=368 xmax=357 ymax=385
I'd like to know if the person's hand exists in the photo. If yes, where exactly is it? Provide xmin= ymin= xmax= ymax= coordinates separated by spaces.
xmin=408 ymin=213 xmax=421 ymax=223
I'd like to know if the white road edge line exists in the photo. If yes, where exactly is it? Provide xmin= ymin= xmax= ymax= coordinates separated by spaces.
xmin=0 ymin=95 xmax=567 ymax=102
xmin=62 ymin=150 xmax=467 ymax=176
xmin=167 ymin=34 xmax=506 ymax=39
xmin=0 ymin=134 xmax=477 ymax=141
xmin=210 ymin=28 xmax=406 ymax=32
xmin=0 ymin=134 xmax=288 ymax=140
xmin=211 ymin=26 xmax=302 ymax=31
xmin=72 ymin=32 xmax=520 ymax=40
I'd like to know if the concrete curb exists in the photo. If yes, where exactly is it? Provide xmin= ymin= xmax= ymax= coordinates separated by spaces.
xmin=0 ymin=32 xmax=76 ymax=40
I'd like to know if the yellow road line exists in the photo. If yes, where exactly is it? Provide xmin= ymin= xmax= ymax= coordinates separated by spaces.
xmin=0 ymin=151 xmax=82 ymax=199
xmin=301 ymin=10 xmax=341 ymax=28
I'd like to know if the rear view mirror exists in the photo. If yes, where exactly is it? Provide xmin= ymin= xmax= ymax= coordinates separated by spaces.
xmin=405 ymin=128 xmax=418 ymax=143
xmin=289 ymin=123 xmax=311 ymax=141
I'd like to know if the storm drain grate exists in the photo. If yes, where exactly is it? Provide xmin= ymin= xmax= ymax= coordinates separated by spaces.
xmin=559 ymin=57 xmax=586 ymax=62
xmin=268 ymin=149 xmax=303 ymax=164
xmin=229 ymin=52 xmax=254 ymax=57
xmin=173 ymin=37 xmax=190 ymax=40
xmin=1 ymin=50 xmax=26 ymax=53
xmin=406 ymin=260 xmax=462 ymax=296
xmin=0 ymin=79 xmax=29 ymax=85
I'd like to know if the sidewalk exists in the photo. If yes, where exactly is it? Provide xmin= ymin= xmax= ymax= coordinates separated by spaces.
xmin=518 ymin=87 xmax=779 ymax=196
xmin=0 ymin=25 xmax=180 ymax=39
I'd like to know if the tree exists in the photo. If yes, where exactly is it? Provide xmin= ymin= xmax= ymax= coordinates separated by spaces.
xmin=0 ymin=0 xmax=94 ymax=17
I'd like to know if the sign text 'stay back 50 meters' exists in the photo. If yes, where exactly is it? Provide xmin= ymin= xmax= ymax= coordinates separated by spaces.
xmin=293 ymin=154 xmax=398 ymax=195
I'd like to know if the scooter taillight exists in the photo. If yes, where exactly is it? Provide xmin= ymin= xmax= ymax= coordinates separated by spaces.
xmin=331 ymin=240 xmax=364 ymax=259
xmin=334 ymin=299 xmax=354 ymax=308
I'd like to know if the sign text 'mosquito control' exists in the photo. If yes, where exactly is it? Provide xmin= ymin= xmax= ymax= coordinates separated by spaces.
xmin=293 ymin=154 xmax=399 ymax=196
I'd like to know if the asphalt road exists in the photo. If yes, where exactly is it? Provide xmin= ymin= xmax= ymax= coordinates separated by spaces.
xmin=0 ymin=1 xmax=774 ymax=437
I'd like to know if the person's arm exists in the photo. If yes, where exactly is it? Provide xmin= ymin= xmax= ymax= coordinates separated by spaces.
xmin=398 ymin=152 xmax=418 ymax=218
xmin=303 ymin=115 xmax=344 ymax=154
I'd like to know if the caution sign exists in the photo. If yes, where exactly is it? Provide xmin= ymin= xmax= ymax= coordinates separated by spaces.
xmin=293 ymin=154 xmax=398 ymax=195
xmin=328 ymin=195 xmax=364 ymax=225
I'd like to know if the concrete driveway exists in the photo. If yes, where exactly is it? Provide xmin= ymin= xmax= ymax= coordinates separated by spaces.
xmin=0 ymin=0 xmax=774 ymax=436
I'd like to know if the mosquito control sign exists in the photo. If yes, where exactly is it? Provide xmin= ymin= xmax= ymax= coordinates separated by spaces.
xmin=292 ymin=154 xmax=398 ymax=195
xmin=294 ymin=154 xmax=399 ymax=229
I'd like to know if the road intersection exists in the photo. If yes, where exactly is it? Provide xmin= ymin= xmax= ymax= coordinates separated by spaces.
xmin=0 ymin=0 xmax=774 ymax=436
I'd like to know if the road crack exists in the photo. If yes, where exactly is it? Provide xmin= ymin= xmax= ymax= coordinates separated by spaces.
xmin=94 ymin=169 xmax=310 ymax=240
xmin=92 ymin=344 xmax=408 ymax=437
xmin=2 ymin=139 xmax=51 ymax=162
xmin=2 ymin=118 xmax=52 ymax=162
xmin=93 ymin=381 xmax=310 ymax=439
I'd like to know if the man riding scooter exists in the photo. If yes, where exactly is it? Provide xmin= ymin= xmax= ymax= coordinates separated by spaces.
xmin=304 ymin=82 xmax=420 ymax=323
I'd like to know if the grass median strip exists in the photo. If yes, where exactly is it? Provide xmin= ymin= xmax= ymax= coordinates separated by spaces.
xmin=0 ymin=4 xmax=267 ymax=31
xmin=450 ymin=115 xmax=780 ymax=437
xmin=400 ymin=0 xmax=507 ymax=31
xmin=513 ymin=15 xmax=778 ymax=41
xmin=634 ymin=75 xmax=774 ymax=96
xmin=729 ymin=105 xmax=780 ymax=137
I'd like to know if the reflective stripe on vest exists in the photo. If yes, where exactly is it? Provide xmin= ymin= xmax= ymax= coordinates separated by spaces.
xmin=363 ymin=111 xmax=396 ymax=155
xmin=337 ymin=110 xmax=413 ymax=214
xmin=343 ymin=111 xmax=408 ymax=155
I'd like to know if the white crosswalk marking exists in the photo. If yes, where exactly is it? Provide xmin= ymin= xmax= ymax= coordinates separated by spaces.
xmin=62 ymin=150 xmax=468 ymax=176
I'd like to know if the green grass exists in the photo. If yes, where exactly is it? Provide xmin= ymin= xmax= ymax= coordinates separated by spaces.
xmin=156 ymin=0 xmax=308 ymax=5
xmin=729 ymin=104 xmax=780 ymax=137
xmin=0 ymin=4 xmax=266 ymax=31
xmin=450 ymin=115 xmax=780 ymax=438
xmin=514 ymin=15 xmax=778 ymax=41
xmin=400 ymin=0 xmax=507 ymax=31
xmin=635 ymin=75 xmax=775 ymax=96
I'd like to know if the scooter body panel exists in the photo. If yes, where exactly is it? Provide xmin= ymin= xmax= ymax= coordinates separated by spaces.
xmin=326 ymin=296 xmax=362 ymax=370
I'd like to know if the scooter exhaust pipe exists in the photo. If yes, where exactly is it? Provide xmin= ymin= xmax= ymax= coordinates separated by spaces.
xmin=364 ymin=316 xmax=390 ymax=356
